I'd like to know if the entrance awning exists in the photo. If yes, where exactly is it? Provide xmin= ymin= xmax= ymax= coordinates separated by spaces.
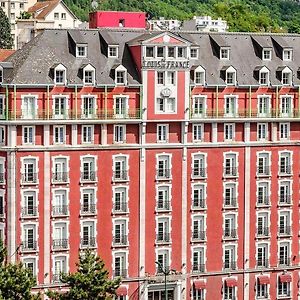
xmin=193 ymin=280 xmax=206 ymax=290
xmin=225 ymin=278 xmax=237 ymax=287
xmin=258 ymin=276 xmax=270 ymax=285
xmin=279 ymin=274 xmax=292 ymax=283
xmin=116 ymin=285 xmax=128 ymax=296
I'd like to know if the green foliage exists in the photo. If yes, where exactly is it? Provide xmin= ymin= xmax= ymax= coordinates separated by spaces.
xmin=18 ymin=11 xmax=32 ymax=20
xmin=46 ymin=249 xmax=120 ymax=300
xmin=0 ymin=240 xmax=40 ymax=300
xmin=0 ymin=7 xmax=13 ymax=49
xmin=64 ymin=0 xmax=300 ymax=33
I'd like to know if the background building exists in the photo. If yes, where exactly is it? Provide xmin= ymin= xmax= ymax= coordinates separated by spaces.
xmin=182 ymin=15 xmax=228 ymax=32
xmin=0 ymin=23 xmax=300 ymax=300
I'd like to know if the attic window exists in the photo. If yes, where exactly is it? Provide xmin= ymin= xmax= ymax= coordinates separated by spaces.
xmin=190 ymin=48 xmax=198 ymax=59
xmin=225 ymin=67 xmax=236 ymax=85
xmin=115 ymin=65 xmax=127 ymax=85
xmin=108 ymin=46 xmax=118 ymax=58
xmin=282 ymin=69 xmax=292 ymax=85
xmin=220 ymin=48 xmax=230 ymax=60
xmin=262 ymin=49 xmax=271 ymax=61
xmin=194 ymin=66 xmax=205 ymax=86
xmin=76 ymin=45 xmax=87 ymax=58
xmin=54 ymin=65 xmax=66 ymax=85
xmin=83 ymin=65 xmax=95 ymax=85
xmin=259 ymin=70 xmax=269 ymax=86
xmin=283 ymin=49 xmax=292 ymax=61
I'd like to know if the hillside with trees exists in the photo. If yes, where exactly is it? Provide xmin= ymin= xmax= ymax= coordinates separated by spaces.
xmin=65 ymin=0 xmax=300 ymax=33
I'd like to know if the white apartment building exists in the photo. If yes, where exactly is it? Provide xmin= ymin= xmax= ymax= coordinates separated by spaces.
xmin=182 ymin=15 xmax=228 ymax=32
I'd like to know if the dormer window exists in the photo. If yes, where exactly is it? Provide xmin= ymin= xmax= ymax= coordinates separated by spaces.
xmin=262 ymin=49 xmax=272 ymax=61
xmin=0 ymin=67 xmax=3 ymax=83
xmin=283 ymin=49 xmax=292 ymax=61
xmin=146 ymin=46 xmax=154 ymax=58
xmin=259 ymin=67 xmax=270 ymax=86
xmin=83 ymin=64 xmax=95 ymax=85
xmin=108 ymin=46 xmax=118 ymax=58
xmin=220 ymin=48 xmax=230 ymax=60
xmin=190 ymin=48 xmax=198 ymax=59
xmin=225 ymin=66 xmax=236 ymax=85
xmin=115 ymin=65 xmax=127 ymax=85
xmin=282 ymin=68 xmax=292 ymax=85
xmin=194 ymin=66 xmax=205 ymax=86
xmin=54 ymin=64 xmax=66 ymax=85
xmin=76 ymin=45 xmax=87 ymax=58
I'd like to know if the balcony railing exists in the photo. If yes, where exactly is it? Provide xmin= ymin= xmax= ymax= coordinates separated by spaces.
xmin=278 ymin=226 xmax=291 ymax=236
xmin=192 ymin=199 xmax=206 ymax=210
xmin=279 ymin=165 xmax=292 ymax=175
xmin=192 ymin=168 xmax=206 ymax=178
xmin=223 ymin=229 xmax=237 ymax=239
xmin=257 ymin=196 xmax=270 ymax=206
xmin=21 ymin=240 xmax=37 ymax=252
xmin=52 ymin=205 xmax=69 ymax=216
xmin=257 ymin=227 xmax=270 ymax=237
xmin=21 ymin=173 xmax=38 ymax=184
xmin=113 ymin=201 xmax=128 ymax=213
xmin=21 ymin=206 xmax=38 ymax=217
xmin=192 ymin=230 xmax=206 ymax=241
xmin=156 ymin=233 xmax=171 ymax=243
xmin=52 ymin=172 xmax=69 ymax=183
xmin=223 ymin=261 xmax=237 ymax=270
xmin=192 ymin=263 xmax=205 ymax=273
xmin=156 ymin=200 xmax=170 ymax=211
xmin=52 ymin=238 xmax=68 ymax=250
xmin=257 ymin=166 xmax=270 ymax=176
xmin=113 ymin=268 xmax=127 ymax=278
xmin=113 ymin=170 xmax=129 ymax=182
xmin=223 ymin=167 xmax=238 ymax=177
xmin=80 ymin=171 xmax=96 ymax=182
xmin=224 ymin=198 xmax=237 ymax=208
xmin=80 ymin=237 xmax=96 ymax=248
xmin=156 ymin=169 xmax=171 ymax=180
xmin=278 ymin=257 xmax=291 ymax=266
xmin=112 ymin=235 xmax=128 ymax=246
xmin=257 ymin=259 xmax=269 ymax=268
xmin=80 ymin=204 xmax=96 ymax=215
xmin=0 ymin=172 xmax=4 ymax=183
xmin=279 ymin=195 xmax=291 ymax=205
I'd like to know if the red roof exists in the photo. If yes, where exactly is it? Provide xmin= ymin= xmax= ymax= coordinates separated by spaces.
xmin=28 ymin=0 xmax=60 ymax=19
xmin=0 ymin=49 xmax=15 ymax=61
xmin=258 ymin=276 xmax=270 ymax=285
xmin=193 ymin=280 xmax=206 ymax=290
xmin=225 ymin=278 xmax=237 ymax=287
xmin=116 ymin=285 xmax=128 ymax=296
xmin=279 ymin=274 xmax=292 ymax=283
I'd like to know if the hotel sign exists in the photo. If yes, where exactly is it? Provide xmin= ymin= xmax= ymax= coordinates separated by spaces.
xmin=142 ymin=59 xmax=190 ymax=69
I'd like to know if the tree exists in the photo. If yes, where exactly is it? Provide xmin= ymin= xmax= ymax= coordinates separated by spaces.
xmin=47 ymin=250 xmax=121 ymax=300
xmin=0 ymin=240 xmax=40 ymax=300
xmin=0 ymin=7 xmax=13 ymax=49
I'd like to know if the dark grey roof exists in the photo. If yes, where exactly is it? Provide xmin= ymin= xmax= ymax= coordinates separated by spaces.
xmin=68 ymin=29 xmax=87 ymax=44
xmin=210 ymin=34 xmax=229 ymax=47
xmin=251 ymin=35 xmax=273 ymax=48
xmin=271 ymin=36 xmax=290 ymax=49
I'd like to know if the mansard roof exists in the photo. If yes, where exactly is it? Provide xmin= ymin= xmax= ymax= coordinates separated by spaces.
xmin=3 ymin=28 xmax=300 ymax=86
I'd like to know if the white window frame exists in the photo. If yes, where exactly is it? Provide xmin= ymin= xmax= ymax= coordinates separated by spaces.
xmin=225 ymin=67 xmax=236 ymax=86
xmin=76 ymin=44 xmax=87 ymax=58
xmin=81 ymin=125 xmax=94 ymax=144
xmin=220 ymin=47 xmax=230 ymax=60
xmin=193 ymin=124 xmax=204 ymax=143
xmin=157 ymin=124 xmax=169 ymax=143
xmin=53 ymin=125 xmax=66 ymax=144
xmin=115 ymin=65 xmax=127 ymax=85
xmin=114 ymin=124 xmax=126 ymax=144
xmin=54 ymin=64 xmax=66 ymax=85
xmin=283 ymin=49 xmax=292 ymax=61
xmin=257 ymin=95 xmax=271 ymax=117
xmin=262 ymin=48 xmax=272 ymax=61
xmin=22 ymin=126 xmax=35 ymax=145
xmin=279 ymin=122 xmax=290 ymax=140
xmin=83 ymin=64 xmax=95 ymax=85
xmin=259 ymin=67 xmax=270 ymax=86
xmin=257 ymin=123 xmax=268 ymax=141
xmin=224 ymin=123 xmax=235 ymax=141
xmin=194 ymin=66 xmax=205 ymax=86
xmin=190 ymin=48 xmax=198 ymax=59
xmin=281 ymin=67 xmax=292 ymax=86
xmin=108 ymin=46 xmax=119 ymax=58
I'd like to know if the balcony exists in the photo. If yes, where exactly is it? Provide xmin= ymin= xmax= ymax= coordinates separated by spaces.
xmin=156 ymin=200 xmax=171 ymax=211
xmin=192 ymin=168 xmax=206 ymax=179
xmin=223 ymin=261 xmax=237 ymax=270
xmin=52 ymin=205 xmax=69 ymax=217
xmin=52 ymin=171 xmax=69 ymax=183
xmin=223 ymin=167 xmax=238 ymax=178
xmin=223 ymin=229 xmax=237 ymax=239
xmin=257 ymin=196 xmax=270 ymax=207
xmin=21 ymin=240 xmax=37 ymax=252
xmin=279 ymin=165 xmax=292 ymax=176
xmin=21 ymin=173 xmax=38 ymax=184
xmin=80 ymin=203 xmax=96 ymax=215
xmin=0 ymin=172 xmax=4 ymax=184
xmin=278 ymin=257 xmax=291 ymax=266
xmin=52 ymin=238 xmax=68 ymax=250
xmin=113 ymin=170 xmax=129 ymax=182
xmin=224 ymin=198 xmax=237 ymax=208
xmin=21 ymin=206 xmax=38 ymax=218
xmin=191 ymin=109 xmax=206 ymax=119
xmin=156 ymin=169 xmax=171 ymax=180
xmin=156 ymin=233 xmax=171 ymax=244
xmin=112 ymin=235 xmax=128 ymax=246
xmin=278 ymin=226 xmax=291 ymax=236
xmin=192 ymin=199 xmax=206 ymax=210
xmin=113 ymin=268 xmax=127 ymax=278
xmin=192 ymin=263 xmax=205 ymax=273
xmin=257 ymin=166 xmax=270 ymax=176
xmin=80 ymin=171 xmax=96 ymax=182
xmin=256 ymin=227 xmax=270 ymax=237
xmin=80 ymin=237 xmax=96 ymax=248
xmin=257 ymin=259 xmax=269 ymax=268
xmin=279 ymin=195 xmax=291 ymax=205
xmin=113 ymin=201 xmax=128 ymax=213
xmin=192 ymin=230 xmax=206 ymax=241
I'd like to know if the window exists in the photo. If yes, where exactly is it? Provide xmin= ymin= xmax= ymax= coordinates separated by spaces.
xmin=223 ymin=214 xmax=237 ymax=239
xmin=262 ymin=49 xmax=271 ymax=60
xmin=259 ymin=70 xmax=269 ymax=85
xmin=195 ymin=70 xmax=205 ymax=85
xmin=192 ymin=184 xmax=206 ymax=209
xmin=192 ymin=215 xmax=205 ymax=241
xmin=23 ymin=258 xmax=36 ymax=277
xmin=220 ymin=48 xmax=230 ymax=60
xmin=0 ymin=2 xmax=5 ymax=8
xmin=256 ymin=277 xmax=269 ymax=298
xmin=224 ymin=245 xmax=236 ymax=270
xmin=156 ymin=249 xmax=170 ymax=273
xmin=190 ymin=48 xmax=198 ymax=59
xmin=157 ymin=124 xmax=168 ymax=143
xmin=279 ymin=211 xmax=291 ymax=236
xmin=52 ymin=189 xmax=68 ymax=216
xmin=53 ymin=256 xmax=67 ymax=282
xmin=145 ymin=46 xmax=154 ymax=58
xmin=22 ymin=225 xmax=37 ymax=251
xmin=53 ymin=96 xmax=67 ymax=118
xmin=10 ymin=13 xmax=15 ymax=20
xmin=82 ymin=125 xmax=93 ymax=144
xmin=54 ymin=67 xmax=66 ymax=85
xmin=157 ymin=72 xmax=164 ymax=85
xmin=192 ymin=286 xmax=205 ymax=300
xmin=279 ymin=152 xmax=292 ymax=175
xmin=114 ymin=96 xmax=128 ymax=118
xmin=53 ymin=126 xmax=65 ymax=144
xmin=81 ymin=188 xmax=96 ymax=215
xmin=177 ymin=47 xmax=186 ymax=58
xmin=224 ymin=96 xmax=237 ymax=117
xmin=157 ymin=186 xmax=170 ymax=211
xmin=224 ymin=183 xmax=237 ymax=207
xmin=114 ymin=252 xmax=127 ymax=277
xmin=19 ymin=2 xmax=24 ymax=9
xmin=282 ymin=70 xmax=292 ymax=85
xmin=192 ymin=247 xmax=205 ymax=273
xmin=81 ymin=156 xmax=96 ymax=182
xmin=53 ymin=222 xmax=68 ymax=250
xmin=257 ymin=152 xmax=270 ymax=176
xmin=257 ymin=212 xmax=269 ymax=237
xmin=0 ymin=95 xmax=4 ymax=118
xmin=156 ymin=98 xmax=176 ymax=113
xmin=257 ymin=243 xmax=269 ymax=267
xmin=193 ymin=96 xmax=206 ymax=117
xmin=82 ymin=96 xmax=96 ymax=118
xmin=280 ymin=96 xmax=292 ymax=117
xmin=76 ymin=45 xmax=87 ymax=58
xmin=114 ymin=125 xmax=126 ymax=143
xmin=224 ymin=153 xmax=237 ymax=177
xmin=257 ymin=182 xmax=270 ymax=206
xmin=108 ymin=46 xmax=118 ymax=58
xmin=167 ymin=47 xmax=175 ymax=58
xmin=278 ymin=276 xmax=291 ymax=297
xmin=119 ymin=19 xmax=125 ymax=27
xmin=257 ymin=96 xmax=270 ymax=117
xmin=113 ymin=220 xmax=128 ymax=246
xmin=193 ymin=124 xmax=204 ymax=142
xmin=22 ymin=96 xmax=37 ymax=119
xmin=279 ymin=123 xmax=290 ymax=140
xmin=223 ymin=283 xmax=236 ymax=300
xmin=22 ymin=190 xmax=37 ymax=217
xmin=257 ymin=123 xmax=268 ymax=141
xmin=115 ymin=66 xmax=127 ymax=85
xmin=156 ymin=217 xmax=170 ymax=243
xmin=157 ymin=155 xmax=171 ymax=179
xmin=53 ymin=157 xmax=68 ymax=183
xmin=192 ymin=154 xmax=206 ymax=178
xmin=226 ymin=70 xmax=236 ymax=85
xmin=0 ymin=127 xmax=4 ymax=145
xmin=113 ymin=187 xmax=127 ymax=213
xmin=81 ymin=221 xmax=96 ymax=248
xmin=283 ymin=49 xmax=292 ymax=61
xmin=22 ymin=126 xmax=35 ymax=145
xmin=22 ymin=158 xmax=37 ymax=184
xmin=157 ymin=71 xmax=175 ymax=85
xmin=0 ymin=68 xmax=3 ymax=83
xmin=224 ymin=123 xmax=234 ymax=141
xmin=61 ymin=13 xmax=66 ymax=20
xmin=0 ymin=161 xmax=4 ymax=184
xmin=157 ymin=46 xmax=164 ymax=58
xmin=84 ymin=69 xmax=94 ymax=85
xmin=10 ymin=2 xmax=15 ymax=9
xmin=166 ymin=71 xmax=175 ymax=85
xmin=279 ymin=242 xmax=290 ymax=266
xmin=279 ymin=181 xmax=291 ymax=205
xmin=54 ymin=12 xmax=59 ymax=20
xmin=113 ymin=156 xmax=128 ymax=181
